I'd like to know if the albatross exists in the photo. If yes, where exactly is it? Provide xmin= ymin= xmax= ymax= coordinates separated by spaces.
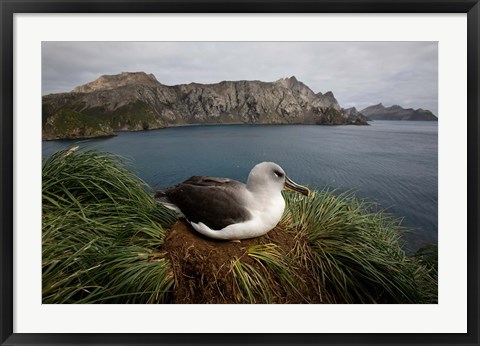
xmin=154 ymin=162 xmax=311 ymax=240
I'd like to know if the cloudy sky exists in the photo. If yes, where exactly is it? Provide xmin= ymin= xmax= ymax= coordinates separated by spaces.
xmin=42 ymin=42 xmax=438 ymax=114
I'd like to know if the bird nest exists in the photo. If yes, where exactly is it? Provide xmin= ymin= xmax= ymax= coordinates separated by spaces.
xmin=162 ymin=220 xmax=321 ymax=304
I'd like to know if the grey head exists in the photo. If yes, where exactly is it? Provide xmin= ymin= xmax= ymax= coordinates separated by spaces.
xmin=246 ymin=162 xmax=310 ymax=196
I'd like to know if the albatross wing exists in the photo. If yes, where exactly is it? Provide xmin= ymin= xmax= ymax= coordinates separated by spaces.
xmin=156 ymin=176 xmax=252 ymax=230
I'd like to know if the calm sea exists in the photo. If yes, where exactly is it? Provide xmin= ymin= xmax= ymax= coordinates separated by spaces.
xmin=43 ymin=121 xmax=438 ymax=252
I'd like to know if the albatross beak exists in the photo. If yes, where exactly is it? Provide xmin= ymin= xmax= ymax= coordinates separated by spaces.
xmin=284 ymin=176 xmax=311 ymax=197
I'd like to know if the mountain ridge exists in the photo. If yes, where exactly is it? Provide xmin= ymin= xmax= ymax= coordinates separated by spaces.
xmin=360 ymin=103 xmax=437 ymax=121
xmin=42 ymin=72 xmax=369 ymax=140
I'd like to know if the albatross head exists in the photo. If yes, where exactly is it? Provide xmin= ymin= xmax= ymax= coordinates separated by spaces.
xmin=246 ymin=162 xmax=311 ymax=196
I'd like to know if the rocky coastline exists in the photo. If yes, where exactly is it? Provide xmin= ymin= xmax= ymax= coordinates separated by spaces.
xmin=42 ymin=72 xmax=370 ymax=140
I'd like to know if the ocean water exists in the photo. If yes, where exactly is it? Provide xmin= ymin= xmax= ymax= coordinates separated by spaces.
xmin=43 ymin=121 xmax=438 ymax=251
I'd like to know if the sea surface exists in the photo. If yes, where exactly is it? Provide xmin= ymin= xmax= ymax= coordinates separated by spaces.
xmin=43 ymin=121 xmax=438 ymax=252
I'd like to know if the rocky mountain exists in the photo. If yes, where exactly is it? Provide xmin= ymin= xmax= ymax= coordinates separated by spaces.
xmin=42 ymin=72 xmax=369 ymax=140
xmin=316 ymin=91 xmax=341 ymax=111
xmin=343 ymin=107 xmax=370 ymax=125
xmin=72 ymin=72 xmax=160 ymax=93
xmin=360 ymin=103 xmax=437 ymax=121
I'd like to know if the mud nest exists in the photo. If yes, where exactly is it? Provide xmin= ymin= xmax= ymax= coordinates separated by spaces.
xmin=162 ymin=220 xmax=322 ymax=304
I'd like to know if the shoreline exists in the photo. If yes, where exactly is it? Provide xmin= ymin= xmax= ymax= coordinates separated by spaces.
xmin=42 ymin=121 xmax=371 ymax=141
xmin=41 ymin=119 xmax=438 ymax=142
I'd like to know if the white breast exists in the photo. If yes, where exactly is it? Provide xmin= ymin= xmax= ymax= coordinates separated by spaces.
xmin=190 ymin=190 xmax=285 ymax=240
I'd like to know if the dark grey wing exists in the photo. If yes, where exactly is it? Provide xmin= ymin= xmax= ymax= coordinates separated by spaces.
xmin=164 ymin=180 xmax=251 ymax=230
xmin=154 ymin=176 xmax=243 ymax=199
xmin=182 ymin=176 xmax=242 ymax=187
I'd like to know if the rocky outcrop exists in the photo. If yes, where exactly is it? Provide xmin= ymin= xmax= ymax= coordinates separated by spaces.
xmin=343 ymin=107 xmax=371 ymax=124
xmin=316 ymin=91 xmax=341 ymax=111
xmin=360 ymin=103 xmax=437 ymax=121
xmin=42 ymin=72 xmax=369 ymax=140
xmin=72 ymin=72 xmax=160 ymax=93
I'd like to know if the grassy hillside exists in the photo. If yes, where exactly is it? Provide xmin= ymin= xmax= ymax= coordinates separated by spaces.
xmin=42 ymin=101 xmax=165 ymax=140
xmin=43 ymin=108 xmax=115 ymax=140
xmin=42 ymin=149 xmax=437 ymax=304
xmin=81 ymin=101 xmax=163 ymax=131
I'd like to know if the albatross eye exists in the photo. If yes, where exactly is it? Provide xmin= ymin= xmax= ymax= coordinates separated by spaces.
xmin=274 ymin=171 xmax=284 ymax=178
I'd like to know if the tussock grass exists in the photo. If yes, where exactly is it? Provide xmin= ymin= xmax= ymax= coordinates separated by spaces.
xmin=282 ymin=190 xmax=438 ymax=303
xmin=231 ymin=244 xmax=300 ymax=303
xmin=232 ymin=258 xmax=272 ymax=303
xmin=43 ymin=149 xmax=437 ymax=304
xmin=42 ymin=149 xmax=176 ymax=303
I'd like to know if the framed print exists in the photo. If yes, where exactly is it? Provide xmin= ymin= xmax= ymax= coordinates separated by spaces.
xmin=1 ymin=1 xmax=479 ymax=345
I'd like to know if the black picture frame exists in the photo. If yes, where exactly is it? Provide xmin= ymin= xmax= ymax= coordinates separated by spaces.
xmin=1 ymin=1 xmax=479 ymax=345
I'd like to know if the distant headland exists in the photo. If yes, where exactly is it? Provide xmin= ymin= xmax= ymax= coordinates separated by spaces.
xmin=360 ymin=103 xmax=437 ymax=121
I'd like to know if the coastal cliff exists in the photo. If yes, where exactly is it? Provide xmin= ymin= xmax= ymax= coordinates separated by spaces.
xmin=42 ymin=72 xmax=369 ymax=140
